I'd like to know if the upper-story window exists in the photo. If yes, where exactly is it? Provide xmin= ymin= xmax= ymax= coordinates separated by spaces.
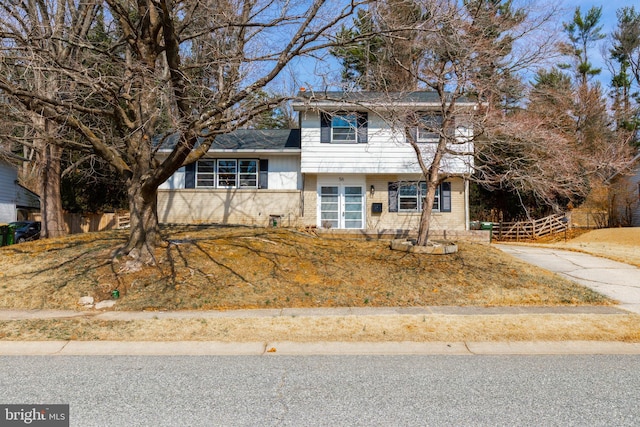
xmin=320 ymin=112 xmax=368 ymax=144
xmin=417 ymin=115 xmax=443 ymax=142
xmin=332 ymin=113 xmax=358 ymax=142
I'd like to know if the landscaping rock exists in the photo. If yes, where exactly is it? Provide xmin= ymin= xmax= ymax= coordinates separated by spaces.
xmin=94 ymin=300 xmax=117 ymax=310
xmin=390 ymin=239 xmax=458 ymax=255
xmin=77 ymin=296 xmax=94 ymax=307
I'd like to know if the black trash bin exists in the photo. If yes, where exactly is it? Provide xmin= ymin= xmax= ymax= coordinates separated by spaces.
xmin=0 ymin=225 xmax=8 ymax=246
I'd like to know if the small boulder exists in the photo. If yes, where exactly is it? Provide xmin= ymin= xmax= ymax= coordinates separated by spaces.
xmin=94 ymin=300 xmax=117 ymax=310
xmin=78 ymin=296 xmax=94 ymax=307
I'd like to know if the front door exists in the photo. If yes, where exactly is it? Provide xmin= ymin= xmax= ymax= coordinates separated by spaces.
xmin=319 ymin=185 xmax=364 ymax=229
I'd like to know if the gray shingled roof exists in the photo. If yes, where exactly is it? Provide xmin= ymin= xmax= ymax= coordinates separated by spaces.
xmin=294 ymin=90 xmax=475 ymax=105
xmin=158 ymin=129 xmax=301 ymax=151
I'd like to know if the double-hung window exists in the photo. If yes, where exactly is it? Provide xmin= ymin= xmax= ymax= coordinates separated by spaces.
xmin=238 ymin=160 xmax=258 ymax=188
xmin=332 ymin=113 xmax=358 ymax=143
xmin=398 ymin=182 xmax=441 ymax=212
xmin=417 ymin=115 xmax=443 ymax=142
xmin=217 ymin=160 xmax=237 ymax=188
xmin=195 ymin=160 xmax=215 ymax=188
xmin=320 ymin=112 xmax=368 ymax=144
xmin=188 ymin=159 xmax=261 ymax=189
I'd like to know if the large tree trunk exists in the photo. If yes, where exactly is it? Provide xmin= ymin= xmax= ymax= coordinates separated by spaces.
xmin=408 ymin=124 xmax=446 ymax=247
xmin=35 ymin=135 xmax=66 ymax=239
xmin=416 ymin=172 xmax=440 ymax=246
xmin=123 ymin=177 xmax=163 ymax=262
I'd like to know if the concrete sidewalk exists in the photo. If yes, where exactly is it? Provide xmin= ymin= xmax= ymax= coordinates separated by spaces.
xmin=2 ymin=340 xmax=640 ymax=356
xmin=496 ymin=244 xmax=640 ymax=314
xmin=0 ymin=305 xmax=626 ymax=321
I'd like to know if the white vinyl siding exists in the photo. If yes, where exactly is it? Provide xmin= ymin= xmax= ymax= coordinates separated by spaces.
xmin=159 ymin=167 xmax=185 ymax=190
xmin=267 ymin=157 xmax=301 ymax=190
xmin=300 ymin=111 xmax=473 ymax=174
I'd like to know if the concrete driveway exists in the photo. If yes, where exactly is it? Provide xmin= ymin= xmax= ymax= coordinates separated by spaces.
xmin=495 ymin=244 xmax=640 ymax=314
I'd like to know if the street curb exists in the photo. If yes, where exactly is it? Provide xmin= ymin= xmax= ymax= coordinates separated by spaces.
xmin=1 ymin=340 xmax=640 ymax=356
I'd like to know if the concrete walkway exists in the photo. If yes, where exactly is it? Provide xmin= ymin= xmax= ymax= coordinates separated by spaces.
xmin=496 ymin=244 xmax=640 ymax=314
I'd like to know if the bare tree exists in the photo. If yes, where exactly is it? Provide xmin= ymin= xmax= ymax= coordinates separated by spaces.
xmin=401 ymin=0 xmax=556 ymax=245
xmin=328 ymin=0 xmax=560 ymax=245
xmin=0 ymin=0 xmax=361 ymax=261
xmin=0 ymin=0 xmax=83 ymax=237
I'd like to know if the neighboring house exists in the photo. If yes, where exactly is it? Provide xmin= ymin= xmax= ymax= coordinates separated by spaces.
xmin=0 ymin=156 xmax=40 ymax=224
xmin=158 ymin=91 xmax=475 ymax=234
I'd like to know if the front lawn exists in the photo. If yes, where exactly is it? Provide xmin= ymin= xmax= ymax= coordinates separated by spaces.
xmin=0 ymin=225 xmax=609 ymax=311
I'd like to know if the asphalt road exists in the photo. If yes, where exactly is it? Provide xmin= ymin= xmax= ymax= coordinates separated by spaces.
xmin=1 ymin=355 xmax=639 ymax=426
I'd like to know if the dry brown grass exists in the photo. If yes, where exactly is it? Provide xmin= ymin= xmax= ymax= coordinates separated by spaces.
xmin=0 ymin=225 xmax=609 ymax=311
xmin=1 ymin=314 xmax=640 ymax=342
xmin=3 ymin=226 xmax=639 ymax=342
xmin=542 ymin=227 xmax=640 ymax=267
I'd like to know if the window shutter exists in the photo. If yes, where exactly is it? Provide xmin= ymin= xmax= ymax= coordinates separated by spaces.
xmin=259 ymin=159 xmax=269 ymax=189
xmin=357 ymin=112 xmax=368 ymax=144
xmin=320 ymin=112 xmax=331 ymax=143
xmin=388 ymin=182 xmax=398 ymax=213
xmin=185 ymin=162 xmax=196 ymax=188
xmin=441 ymin=181 xmax=451 ymax=212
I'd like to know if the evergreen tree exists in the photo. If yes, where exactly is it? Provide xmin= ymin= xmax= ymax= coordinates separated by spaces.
xmin=610 ymin=6 xmax=640 ymax=144
xmin=330 ymin=0 xmax=425 ymax=91
xmin=561 ymin=6 xmax=606 ymax=88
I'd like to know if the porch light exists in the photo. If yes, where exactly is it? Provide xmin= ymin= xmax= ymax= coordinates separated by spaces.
xmin=370 ymin=185 xmax=375 ymax=196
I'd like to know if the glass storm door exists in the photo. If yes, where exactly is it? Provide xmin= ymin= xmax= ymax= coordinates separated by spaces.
xmin=320 ymin=185 xmax=364 ymax=229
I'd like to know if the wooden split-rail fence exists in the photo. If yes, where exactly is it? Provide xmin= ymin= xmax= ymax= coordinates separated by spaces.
xmin=492 ymin=214 xmax=569 ymax=241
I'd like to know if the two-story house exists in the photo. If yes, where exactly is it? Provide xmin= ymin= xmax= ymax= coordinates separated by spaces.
xmin=157 ymin=91 xmax=475 ymax=235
